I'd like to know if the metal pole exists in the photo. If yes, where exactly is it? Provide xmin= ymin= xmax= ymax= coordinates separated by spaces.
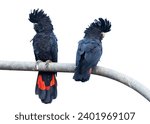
xmin=0 ymin=60 xmax=149 ymax=102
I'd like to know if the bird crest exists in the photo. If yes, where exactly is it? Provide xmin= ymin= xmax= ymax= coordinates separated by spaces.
xmin=84 ymin=18 xmax=111 ymax=35
xmin=29 ymin=9 xmax=49 ymax=23
xmin=29 ymin=9 xmax=53 ymax=33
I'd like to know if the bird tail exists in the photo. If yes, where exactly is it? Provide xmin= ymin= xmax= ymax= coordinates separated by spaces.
xmin=73 ymin=68 xmax=90 ymax=82
xmin=35 ymin=71 xmax=57 ymax=104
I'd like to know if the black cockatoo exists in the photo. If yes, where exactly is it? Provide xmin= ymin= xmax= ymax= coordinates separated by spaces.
xmin=73 ymin=18 xmax=111 ymax=82
xmin=29 ymin=9 xmax=58 ymax=104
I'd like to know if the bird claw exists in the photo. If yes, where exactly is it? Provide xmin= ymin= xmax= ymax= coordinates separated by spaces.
xmin=35 ymin=60 xmax=43 ymax=70
xmin=45 ymin=60 xmax=52 ymax=69
xmin=89 ymin=68 xmax=92 ymax=74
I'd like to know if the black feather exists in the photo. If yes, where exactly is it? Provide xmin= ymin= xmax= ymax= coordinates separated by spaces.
xmin=84 ymin=18 xmax=111 ymax=36
xmin=29 ymin=9 xmax=58 ymax=104
xmin=29 ymin=9 xmax=53 ymax=33
xmin=29 ymin=9 xmax=48 ymax=23
xmin=73 ymin=18 xmax=111 ymax=82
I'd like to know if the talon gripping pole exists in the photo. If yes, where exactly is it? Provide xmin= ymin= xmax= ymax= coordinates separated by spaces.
xmin=0 ymin=60 xmax=150 ymax=102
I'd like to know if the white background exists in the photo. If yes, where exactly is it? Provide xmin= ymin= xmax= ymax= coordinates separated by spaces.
xmin=0 ymin=0 xmax=150 ymax=123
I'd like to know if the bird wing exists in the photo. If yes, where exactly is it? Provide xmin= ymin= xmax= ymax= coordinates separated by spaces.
xmin=33 ymin=33 xmax=58 ymax=62
xmin=76 ymin=39 xmax=102 ymax=72
xmin=50 ymin=33 xmax=58 ymax=62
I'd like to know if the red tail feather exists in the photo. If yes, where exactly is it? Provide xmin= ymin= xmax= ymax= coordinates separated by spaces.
xmin=37 ymin=74 xmax=56 ymax=90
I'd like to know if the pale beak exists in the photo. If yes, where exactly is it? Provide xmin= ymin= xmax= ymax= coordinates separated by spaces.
xmin=102 ymin=33 xmax=105 ymax=38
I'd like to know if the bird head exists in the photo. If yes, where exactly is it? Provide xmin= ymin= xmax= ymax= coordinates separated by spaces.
xmin=29 ymin=9 xmax=53 ymax=33
xmin=84 ymin=18 xmax=111 ymax=40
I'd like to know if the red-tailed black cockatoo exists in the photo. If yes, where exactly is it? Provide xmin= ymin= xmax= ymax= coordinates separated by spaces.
xmin=73 ymin=18 xmax=111 ymax=82
xmin=29 ymin=9 xmax=58 ymax=104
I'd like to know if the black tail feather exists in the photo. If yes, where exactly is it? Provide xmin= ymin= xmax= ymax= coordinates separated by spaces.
xmin=73 ymin=69 xmax=90 ymax=82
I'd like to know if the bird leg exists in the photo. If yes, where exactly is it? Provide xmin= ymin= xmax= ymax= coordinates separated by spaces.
xmin=35 ymin=60 xmax=43 ymax=70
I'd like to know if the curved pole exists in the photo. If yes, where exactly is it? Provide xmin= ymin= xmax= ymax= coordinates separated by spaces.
xmin=0 ymin=60 xmax=149 ymax=102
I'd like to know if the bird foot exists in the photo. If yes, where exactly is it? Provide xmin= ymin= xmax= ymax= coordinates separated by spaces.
xmin=45 ymin=60 xmax=52 ymax=69
xmin=89 ymin=68 xmax=92 ymax=74
xmin=35 ymin=60 xmax=43 ymax=70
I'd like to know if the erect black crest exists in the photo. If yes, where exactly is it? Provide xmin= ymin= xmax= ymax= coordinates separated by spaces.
xmin=85 ymin=18 xmax=111 ymax=34
xmin=29 ymin=9 xmax=49 ymax=23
